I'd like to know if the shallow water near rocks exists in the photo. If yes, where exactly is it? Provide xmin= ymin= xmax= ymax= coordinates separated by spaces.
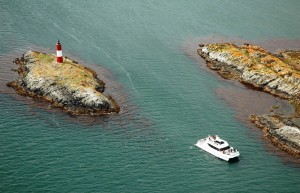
xmin=1 ymin=1 xmax=300 ymax=192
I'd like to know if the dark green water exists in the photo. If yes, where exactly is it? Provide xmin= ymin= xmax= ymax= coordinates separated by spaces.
xmin=1 ymin=0 xmax=300 ymax=192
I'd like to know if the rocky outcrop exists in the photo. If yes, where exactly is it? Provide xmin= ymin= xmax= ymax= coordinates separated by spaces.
xmin=198 ymin=43 xmax=300 ymax=157
xmin=250 ymin=114 xmax=300 ymax=158
xmin=198 ymin=43 xmax=300 ymax=100
xmin=7 ymin=51 xmax=120 ymax=115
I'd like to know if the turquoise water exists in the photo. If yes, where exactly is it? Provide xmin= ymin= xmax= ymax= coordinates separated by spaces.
xmin=1 ymin=0 xmax=300 ymax=192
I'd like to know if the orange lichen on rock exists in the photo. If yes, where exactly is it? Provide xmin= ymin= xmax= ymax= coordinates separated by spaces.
xmin=30 ymin=51 xmax=101 ymax=91
xmin=198 ymin=42 xmax=300 ymax=158
xmin=278 ymin=50 xmax=300 ymax=70
xmin=200 ymin=43 xmax=300 ymax=99
xmin=7 ymin=51 xmax=120 ymax=115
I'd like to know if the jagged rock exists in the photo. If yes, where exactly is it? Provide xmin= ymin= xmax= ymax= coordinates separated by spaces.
xmin=198 ymin=43 xmax=300 ymax=100
xmin=250 ymin=114 xmax=300 ymax=158
xmin=7 ymin=51 xmax=120 ymax=115
xmin=198 ymin=43 xmax=300 ymax=157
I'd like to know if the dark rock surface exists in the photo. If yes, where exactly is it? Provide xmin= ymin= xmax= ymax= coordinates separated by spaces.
xmin=198 ymin=43 xmax=300 ymax=157
xmin=7 ymin=51 xmax=120 ymax=115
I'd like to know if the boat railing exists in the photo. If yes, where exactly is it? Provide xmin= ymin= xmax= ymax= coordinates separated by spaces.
xmin=222 ymin=148 xmax=238 ymax=155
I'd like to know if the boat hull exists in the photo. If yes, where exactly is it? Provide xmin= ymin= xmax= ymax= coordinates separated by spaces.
xmin=195 ymin=138 xmax=240 ymax=162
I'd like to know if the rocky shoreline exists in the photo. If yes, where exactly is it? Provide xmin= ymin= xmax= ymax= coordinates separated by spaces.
xmin=198 ymin=43 xmax=300 ymax=158
xmin=7 ymin=51 xmax=120 ymax=115
xmin=250 ymin=114 xmax=300 ymax=158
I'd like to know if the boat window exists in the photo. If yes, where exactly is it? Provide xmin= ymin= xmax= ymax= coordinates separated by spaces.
xmin=208 ymin=144 xmax=220 ymax=151
xmin=216 ymin=140 xmax=224 ymax=144
xmin=220 ymin=146 xmax=230 ymax=151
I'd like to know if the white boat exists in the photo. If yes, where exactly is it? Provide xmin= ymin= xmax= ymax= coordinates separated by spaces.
xmin=195 ymin=135 xmax=240 ymax=162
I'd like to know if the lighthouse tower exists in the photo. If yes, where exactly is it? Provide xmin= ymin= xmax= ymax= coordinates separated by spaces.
xmin=56 ymin=40 xmax=63 ymax=63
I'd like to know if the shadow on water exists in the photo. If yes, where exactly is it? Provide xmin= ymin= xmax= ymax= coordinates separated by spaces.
xmin=228 ymin=157 xmax=239 ymax=163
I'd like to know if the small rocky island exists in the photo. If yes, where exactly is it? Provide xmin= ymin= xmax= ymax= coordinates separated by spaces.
xmin=7 ymin=51 xmax=120 ymax=115
xmin=198 ymin=43 xmax=300 ymax=158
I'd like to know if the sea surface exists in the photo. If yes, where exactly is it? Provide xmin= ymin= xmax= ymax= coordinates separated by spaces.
xmin=1 ymin=0 xmax=300 ymax=192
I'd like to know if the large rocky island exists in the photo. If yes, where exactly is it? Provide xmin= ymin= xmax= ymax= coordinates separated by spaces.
xmin=198 ymin=43 xmax=300 ymax=158
xmin=7 ymin=51 xmax=120 ymax=115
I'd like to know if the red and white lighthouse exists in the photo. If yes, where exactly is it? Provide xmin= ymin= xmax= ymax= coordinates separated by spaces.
xmin=56 ymin=40 xmax=63 ymax=63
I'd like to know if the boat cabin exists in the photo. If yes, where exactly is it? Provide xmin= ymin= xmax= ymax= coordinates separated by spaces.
xmin=195 ymin=135 xmax=240 ymax=161
xmin=207 ymin=135 xmax=230 ymax=151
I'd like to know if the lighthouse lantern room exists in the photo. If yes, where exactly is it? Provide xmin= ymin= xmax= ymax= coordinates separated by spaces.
xmin=56 ymin=40 xmax=63 ymax=63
